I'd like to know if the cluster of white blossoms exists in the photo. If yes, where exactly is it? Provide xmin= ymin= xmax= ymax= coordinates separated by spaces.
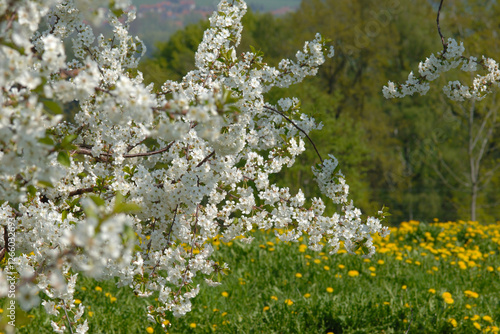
xmin=0 ymin=0 xmax=389 ymax=332
xmin=383 ymin=38 xmax=500 ymax=101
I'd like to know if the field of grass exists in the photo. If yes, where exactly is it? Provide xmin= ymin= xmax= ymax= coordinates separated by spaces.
xmin=9 ymin=220 xmax=500 ymax=333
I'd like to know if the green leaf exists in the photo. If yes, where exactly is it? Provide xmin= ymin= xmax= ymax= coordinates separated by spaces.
xmin=114 ymin=202 xmax=141 ymax=214
xmin=61 ymin=134 xmax=78 ymax=147
xmin=37 ymin=180 xmax=53 ymax=188
xmin=27 ymin=185 xmax=37 ymax=196
xmin=57 ymin=151 xmax=71 ymax=167
xmin=38 ymin=136 xmax=54 ymax=146
xmin=41 ymin=99 xmax=63 ymax=115
xmin=62 ymin=210 xmax=68 ymax=221
xmin=89 ymin=195 xmax=105 ymax=207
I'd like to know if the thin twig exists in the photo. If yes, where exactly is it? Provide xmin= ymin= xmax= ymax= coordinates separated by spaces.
xmin=196 ymin=151 xmax=215 ymax=168
xmin=62 ymin=300 xmax=75 ymax=334
xmin=437 ymin=0 xmax=447 ymax=51
xmin=263 ymin=105 xmax=323 ymax=164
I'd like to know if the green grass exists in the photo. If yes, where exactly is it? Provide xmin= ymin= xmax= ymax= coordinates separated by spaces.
xmin=12 ymin=221 xmax=500 ymax=333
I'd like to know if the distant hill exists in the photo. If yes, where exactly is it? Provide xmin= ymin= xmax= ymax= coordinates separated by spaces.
xmin=131 ymin=0 xmax=301 ymax=13
xmin=128 ymin=0 xmax=301 ymax=56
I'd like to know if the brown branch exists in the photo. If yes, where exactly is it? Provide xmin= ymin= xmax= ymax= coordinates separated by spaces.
xmin=437 ymin=0 xmax=446 ymax=52
xmin=68 ymin=186 xmax=109 ymax=197
xmin=264 ymin=105 xmax=323 ymax=164
xmin=196 ymin=151 xmax=215 ymax=168
xmin=73 ymin=141 xmax=175 ymax=160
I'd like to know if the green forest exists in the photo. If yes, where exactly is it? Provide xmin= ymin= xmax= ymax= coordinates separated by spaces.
xmin=138 ymin=0 xmax=500 ymax=224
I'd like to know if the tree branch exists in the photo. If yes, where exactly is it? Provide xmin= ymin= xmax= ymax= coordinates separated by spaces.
xmin=264 ymin=105 xmax=323 ymax=164
xmin=437 ymin=0 xmax=446 ymax=51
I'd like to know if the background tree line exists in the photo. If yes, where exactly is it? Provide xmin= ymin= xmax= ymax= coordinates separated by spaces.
xmin=139 ymin=0 xmax=500 ymax=224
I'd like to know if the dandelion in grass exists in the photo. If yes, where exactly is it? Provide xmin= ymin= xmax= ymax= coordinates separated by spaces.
xmin=377 ymin=260 xmax=385 ymax=265
xmin=295 ymin=273 xmax=302 ymax=278
xmin=402 ymin=285 xmax=407 ymax=290
xmin=221 ymin=291 xmax=229 ymax=297
xmin=324 ymin=266 xmax=330 ymax=271
xmin=304 ymin=293 xmax=311 ymax=298
xmin=348 ymin=270 xmax=359 ymax=277
xmin=271 ymin=296 xmax=278 ymax=301
xmin=428 ymin=288 xmax=436 ymax=294
xmin=483 ymin=316 xmax=493 ymax=323
xmin=222 ymin=312 xmax=228 ymax=317
xmin=448 ymin=319 xmax=458 ymax=327
xmin=473 ymin=322 xmax=481 ymax=330
xmin=442 ymin=292 xmax=452 ymax=299
xmin=263 ymin=306 xmax=270 ymax=312
xmin=95 ymin=286 xmax=102 ymax=292
xmin=338 ymin=264 xmax=345 ymax=269
xmin=464 ymin=290 xmax=479 ymax=298
xmin=190 ymin=323 xmax=197 ymax=328
xmin=466 ymin=304 xmax=472 ymax=309
xmin=284 ymin=299 xmax=293 ymax=306
xmin=326 ymin=287 xmax=334 ymax=293
xmin=313 ymin=259 xmax=321 ymax=264
xmin=146 ymin=327 xmax=154 ymax=333
xmin=74 ymin=299 xmax=81 ymax=304
xmin=487 ymin=266 xmax=494 ymax=272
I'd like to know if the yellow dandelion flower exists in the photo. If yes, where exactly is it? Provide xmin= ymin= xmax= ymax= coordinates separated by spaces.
xmin=483 ymin=315 xmax=493 ymax=323
xmin=326 ymin=287 xmax=334 ymax=293
xmin=442 ymin=292 xmax=452 ymax=299
xmin=383 ymin=301 xmax=390 ymax=305
xmin=271 ymin=295 xmax=278 ymax=301
xmin=402 ymin=285 xmax=407 ymax=290
xmin=377 ymin=260 xmax=385 ymax=265
xmin=487 ymin=266 xmax=494 ymax=272
xmin=88 ymin=311 xmax=94 ymax=317
xmin=221 ymin=291 xmax=229 ymax=297
xmin=338 ymin=264 xmax=345 ymax=269
xmin=464 ymin=290 xmax=479 ymax=298
xmin=222 ymin=312 xmax=227 ymax=317
xmin=444 ymin=297 xmax=454 ymax=304
xmin=313 ymin=259 xmax=321 ymax=264
xmin=74 ymin=299 xmax=81 ymax=304
xmin=369 ymin=266 xmax=376 ymax=272
xmin=146 ymin=327 xmax=154 ymax=333
xmin=348 ymin=270 xmax=359 ymax=277
xmin=263 ymin=306 xmax=270 ymax=312
xmin=110 ymin=297 xmax=117 ymax=303
xmin=324 ymin=266 xmax=330 ymax=271
xmin=466 ymin=304 xmax=472 ymax=309
xmin=448 ymin=318 xmax=458 ymax=328
xmin=190 ymin=323 xmax=197 ymax=328
xmin=304 ymin=293 xmax=311 ymax=298
xmin=471 ymin=315 xmax=481 ymax=321
xmin=95 ymin=286 xmax=102 ymax=292
xmin=284 ymin=299 xmax=293 ymax=306
xmin=295 ymin=273 xmax=302 ymax=278
xmin=473 ymin=322 xmax=481 ymax=330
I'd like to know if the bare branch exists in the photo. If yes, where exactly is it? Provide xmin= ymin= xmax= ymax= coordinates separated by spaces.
xmin=437 ymin=0 xmax=446 ymax=51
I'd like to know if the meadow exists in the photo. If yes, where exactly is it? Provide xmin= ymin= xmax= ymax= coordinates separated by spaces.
xmin=10 ymin=220 xmax=500 ymax=333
